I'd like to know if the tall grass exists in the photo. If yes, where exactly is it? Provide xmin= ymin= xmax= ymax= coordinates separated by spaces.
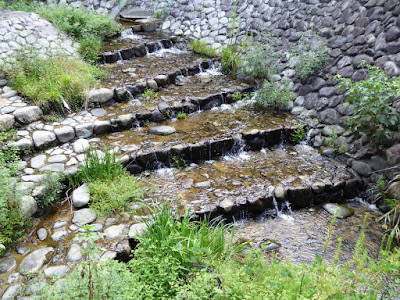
xmin=189 ymin=40 xmax=218 ymax=57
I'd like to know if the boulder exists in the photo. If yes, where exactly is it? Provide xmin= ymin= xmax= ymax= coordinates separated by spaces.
xmin=104 ymin=224 xmax=126 ymax=239
xmin=32 ymin=130 xmax=56 ymax=148
xmin=54 ymin=126 xmax=75 ymax=143
xmin=149 ymin=125 xmax=176 ymax=136
xmin=88 ymin=88 xmax=114 ymax=104
xmin=20 ymin=195 xmax=38 ymax=219
xmin=0 ymin=258 xmax=16 ymax=274
xmin=0 ymin=114 xmax=15 ymax=130
xmin=72 ymin=184 xmax=90 ymax=208
xmin=75 ymin=123 xmax=93 ymax=138
xmin=129 ymin=223 xmax=147 ymax=239
xmin=19 ymin=247 xmax=54 ymax=275
xmin=386 ymin=144 xmax=400 ymax=165
xmin=13 ymin=106 xmax=42 ymax=124
xmin=72 ymin=208 xmax=97 ymax=226
xmin=73 ymin=138 xmax=90 ymax=153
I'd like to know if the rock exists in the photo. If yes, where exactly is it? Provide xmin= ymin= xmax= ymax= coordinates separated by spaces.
xmin=104 ymin=224 xmax=126 ymax=239
xmin=30 ymin=155 xmax=47 ymax=169
xmin=319 ymin=109 xmax=339 ymax=125
xmin=19 ymin=247 xmax=54 ymax=275
xmin=13 ymin=106 xmax=42 ymax=124
xmin=91 ymin=108 xmax=107 ymax=117
xmin=44 ymin=265 xmax=69 ymax=278
xmin=93 ymin=120 xmax=111 ymax=135
xmin=89 ymin=223 xmax=103 ymax=232
xmin=274 ymin=185 xmax=287 ymax=200
xmin=32 ymin=131 xmax=56 ymax=148
xmin=72 ymin=208 xmax=97 ymax=226
xmin=311 ymin=181 xmax=325 ymax=194
xmin=194 ymin=181 xmax=211 ymax=189
xmin=386 ymin=144 xmax=400 ymax=165
xmin=39 ymin=163 xmax=65 ymax=173
xmin=0 ymin=258 xmax=16 ymax=274
xmin=218 ymin=198 xmax=236 ymax=213
xmin=20 ymin=195 xmax=38 ymax=218
xmin=72 ymin=184 xmax=90 ymax=208
xmin=351 ymin=160 xmax=372 ymax=176
xmin=322 ymin=203 xmax=354 ymax=218
xmin=1 ymin=284 xmax=21 ymax=299
xmin=384 ymin=61 xmax=400 ymax=76
xmin=386 ymin=26 xmax=400 ymax=42
xmin=16 ymin=246 xmax=29 ymax=255
xmin=7 ymin=273 xmax=19 ymax=284
xmin=154 ymin=75 xmax=168 ymax=87
xmin=321 ymin=125 xmax=345 ymax=137
xmin=115 ymin=87 xmax=131 ymax=102
xmin=54 ymin=126 xmax=75 ymax=143
xmin=51 ymin=231 xmax=68 ymax=241
xmin=67 ymin=244 xmax=82 ymax=262
xmin=37 ymin=228 xmax=47 ymax=241
xmin=149 ymin=125 xmax=176 ymax=136
xmin=117 ymin=114 xmax=134 ymax=129
xmin=88 ymin=88 xmax=114 ymax=104
xmin=146 ymin=79 xmax=158 ymax=90
xmin=0 ymin=114 xmax=15 ymax=131
xmin=100 ymin=251 xmax=117 ymax=261
xmin=12 ymin=138 xmax=33 ymax=150
xmin=128 ymin=223 xmax=147 ymax=239
xmin=73 ymin=138 xmax=90 ymax=153
xmin=48 ymin=155 xmax=67 ymax=163
xmin=75 ymin=123 xmax=93 ymax=138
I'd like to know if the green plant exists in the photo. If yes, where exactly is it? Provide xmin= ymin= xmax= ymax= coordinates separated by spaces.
xmin=291 ymin=34 xmax=329 ymax=80
xmin=142 ymin=88 xmax=158 ymax=100
xmin=255 ymin=80 xmax=295 ymax=110
xmin=171 ymin=154 xmax=185 ymax=168
xmin=335 ymin=63 xmax=400 ymax=145
xmin=176 ymin=112 xmax=187 ymax=120
xmin=188 ymin=40 xmax=217 ymax=57
xmin=231 ymin=92 xmax=243 ymax=102
xmin=240 ymin=40 xmax=277 ymax=81
xmin=0 ymin=127 xmax=20 ymax=173
xmin=10 ymin=56 xmax=105 ymax=113
xmin=290 ymin=122 xmax=307 ymax=144
xmin=43 ymin=114 xmax=60 ymax=122
xmin=37 ymin=172 xmax=66 ymax=211
xmin=79 ymin=35 xmax=102 ymax=65
xmin=88 ymin=173 xmax=144 ymax=216
xmin=325 ymin=130 xmax=338 ymax=148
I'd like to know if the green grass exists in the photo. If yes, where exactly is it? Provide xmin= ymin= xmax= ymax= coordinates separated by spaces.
xmin=189 ymin=40 xmax=218 ymax=57
xmin=142 ymin=88 xmax=158 ymax=100
xmin=10 ymin=56 xmax=106 ymax=113
xmin=255 ymin=80 xmax=295 ymax=110
xmin=176 ymin=112 xmax=187 ymax=120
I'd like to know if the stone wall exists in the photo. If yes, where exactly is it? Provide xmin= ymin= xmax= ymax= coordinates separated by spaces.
xmin=126 ymin=0 xmax=400 ymax=183
xmin=0 ymin=10 xmax=79 ymax=71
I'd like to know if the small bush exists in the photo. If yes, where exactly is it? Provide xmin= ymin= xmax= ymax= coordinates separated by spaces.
xmin=290 ymin=123 xmax=307 ymax=144
xmin=10 ymin=56 xmax=105 ymax=113
xmin=335 ymin=63 xmax=400 ymax=145
xmin=88 ymin=173 xmax=144 ymax=216
xmin=176 ymin=112 xmax=187 ymax=120
xmin=220 ymin=45 xmax=242 ymax=75
xmin=36 ymin=173 xmax=66 ymax=211
xmin=142 ymin=88 xmax=158 ymax=100
xmin=189 ymin=40 xmax=217 ymax=57
xmin=79 ymin=35 xmax=102 ymax=64
xmin=255 ymin=80 xmax=295 ymax=110
xmin=291 ymin=34 xmax=329 ymax=80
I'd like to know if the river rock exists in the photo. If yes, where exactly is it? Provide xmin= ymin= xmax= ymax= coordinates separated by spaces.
xmin=104 ymin=224 xmax=126 ymax=239
xmin=7 ymin=273 xmax=19 ymax=284
xmin=73 ymin=138 xmax=90 ymax=153
xmin=20 ymin=195 xmax=38 ymax=219
xmin=386 ymin=144 xmax=400 ymax=165
xmin=32 ymin=130 xmax=56 ymax=148
xmin=72 ymin=184 xmax=90 ymax=208
xmin=0 ymin=258 xmax=16 ymax=274
xmin=75 ymin=123 xmax=93 ymax=139
xmin=0 ymin=114 xmax=15 ymax=131
xmin=1 ymin=284 xmax=21 ymax=299
xmin=37 ymin=228 xmax=47 ymax=241
xmin=218 ymin=198 xmax=236 ymax=213
xmin=88 ymin=88 xmax=114 ymax=104
xmin=44 ymin=265 xmax=69 ymax=278
xmin=48 ymin=155 xmax=67 ymax=163
xmin=322 ymin=203 xmax=354 ymax=218
xmin=72 ymin=208 xmax=97 ymax=226
xmin=194 ymin=181 xmax=211 ymax=189
xmin=149 ymin=125 xmax=176 ymax=136
xmin=100 ymin=251 xmax=117 ymax=261
xmin=51 ymin=231 xmax=68 ymax=241
xmin=67 ymin=244 xmax=82 ymax=262
xmin=13 ymin=106 xmax=42 ymax=124
xmin=54 ymin=126 xmax=75 ymax=143
xmin=128 ymin=223 xmax=147 ymax=239
xmin=274 ymin=185 xmax=287 ymax=201
xmin=12 ymin=138 xmax=33 ymax=151
xmin=351 ymin=160 xmax=372 ymax=176
xmin=30 ymin=155 xmax=47 ymax=169
xmin=19 ymin=247 xmax=54 ymax=275
xmin=16 ymin=246 xmax=29 ymax=255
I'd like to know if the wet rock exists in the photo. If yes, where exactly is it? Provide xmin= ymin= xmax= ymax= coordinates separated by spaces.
xmin=73 ymin=138 xmax=90 ymax=153
xmin=13 ymin=106 xmax=42 ymax=124
xmin=75 ymin=123 xmax=93 ymax=138
xmin=89 ymin=223 xmax=103 ymax=232
xmin=0 ymin=258 xmax=16 ymax=274
xmin=322 ymin=203 xmax=354 ymax=218
xmin=128 ymin=223 xmax=147 ymax=239
xmin=154 ymin=75 xmax=168 ymax=87
xmin=16 ymin=246 xmax=29 ymax=255
xmin=351 ymin=160 xmax=372 ymax=176
xmin=0 ymin=114 xmax=15 ymax=131
xmin=48 ymin=155 xmax=67 ymax=163
xmin=93 ymin=120 xmax=111 ymax=135
xmin=20 ymin=195 xmax=38 ymax=218
xmin=19 ymin=247 xmax=54 ymax=275
xmin=51 ymin=231 xmax=68 ymax=241
xmin=218 ymin=198 xmax=236 ymax=214
xmin=194 ymin=181 xmax=211 ymax=189
xmin=72 ymin=208 xmax=97 ymax=226
xmin=37 ymin=228 xmax=47 ymax=241
xmin=311 ymin=181 xmax=325 ymax=194
xmin=54 ymin=126 xmax=75 ymax=143
xmin=33 ymin=131 xmax=56 ymax=148
xmin=67 ymin=244 xmax=82 ymax=262
xmin=30 ymin=155 xmax=47 ymax=169
xmin=44 ymin=265 xmax=69 ymax=278
xmin=72 ymin=184 xmax=90 ymax=208
xmin=274 ymin=185 xmax=287 ymax=201
xmin=117 ymin=114 xmax=134 ymax=129
xmin=1 ymin=284 xmax=21 ymax=299
xmin=149 ymin=125 xmax=176 ymax=136
xmin=7 ymin=273 xmax=19 ymax=284
xmin=12 ymin=138 xmax=33 ymax=151
xmin=88 ymin=88 xmax=114 ymax=104
xmin=115 ymin=87 xmax=131 ymax=102
xmin=104 ymin=224 xmax=126 ymax=239
xmin=146 ymin=79 xmax=158 ymax=91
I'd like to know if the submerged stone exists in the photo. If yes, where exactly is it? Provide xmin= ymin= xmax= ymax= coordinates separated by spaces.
xmin=149 ymin=125 xmax=176 ymax=136
xmin=322 ymin=203 xmax=354 ymax=219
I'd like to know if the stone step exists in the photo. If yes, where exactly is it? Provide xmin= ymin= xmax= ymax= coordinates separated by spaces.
xmin=100 ymin=51 xmax=216 ymax=90
xmin=138 ymin=145 xmax=361 ymax=219
xmin=99 ymin=32 xmax=178 ymax=64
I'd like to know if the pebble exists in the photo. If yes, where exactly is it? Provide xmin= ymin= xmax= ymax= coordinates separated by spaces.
xmin=53 ymin=221 xmax=68 ymax=229
xmin=37 ymin=228 xmax=48 ymax=241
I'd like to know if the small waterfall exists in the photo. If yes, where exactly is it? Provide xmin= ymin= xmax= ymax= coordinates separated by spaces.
xmin=157 ymin=41 xmax=164 ymax=51
xmin=121 ymin=28 xmax=134 ymax=38
xmin=145 ymin=46 xmax=149 ymax=55
xmin=116 ymin=52 xmax=124 ymax=64
xmin=198 ymin=63 xmax=204 ymax=73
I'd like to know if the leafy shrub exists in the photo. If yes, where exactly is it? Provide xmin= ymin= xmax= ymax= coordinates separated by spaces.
xmin=335 ymin=64 xmax=400 ymax=145
xmin=188 ymin=40 xmax=217 ymax=57
xmin=142 ymin=88 xmax=158 ymax=100
xmin=79 ymin=35 xmax=102 ymax=64
xmin=88 ymin=173 xmax=144 ymax=216
xmin=255 ymin=80 xmax=295 ymax=110
xmin=176 ymin=112 xmax=187 ymax=120
xmin=240 ymin=41 xmax=277 ymax=81
xmin=10 ymin=56 xmax=105 ymax=113
xmin=36 ymin=173 xmax=66 ymax=211
xmin=290 ymin=122 xmax=307 ymax=144
xmin=291 ymin=34 xmax=329 ymax=80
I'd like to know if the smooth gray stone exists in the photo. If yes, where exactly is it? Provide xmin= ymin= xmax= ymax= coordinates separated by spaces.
xmin=19 ymin=247 xmax=54 ymax=275
xmin=322 ymin=203 xmax=354 ymax=219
